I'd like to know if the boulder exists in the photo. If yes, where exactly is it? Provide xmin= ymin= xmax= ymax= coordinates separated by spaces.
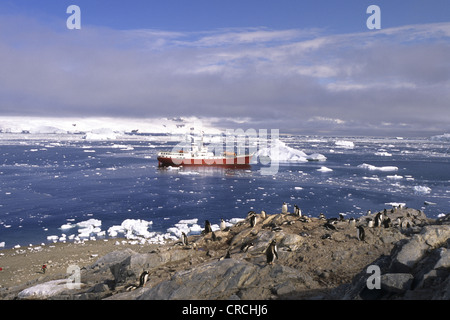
xmin=380 ymin=273 xmax=413 ymax=293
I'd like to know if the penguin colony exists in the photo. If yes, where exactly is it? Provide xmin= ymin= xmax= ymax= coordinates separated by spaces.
xmin=137 ymin=202 xmax=415 ymax=288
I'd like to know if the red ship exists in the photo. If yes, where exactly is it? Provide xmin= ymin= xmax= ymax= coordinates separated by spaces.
xmin=157 ymin=133 xmax=253 ymax=168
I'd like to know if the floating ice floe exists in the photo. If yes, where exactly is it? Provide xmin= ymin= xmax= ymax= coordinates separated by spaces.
xmin=414 ymin=186 xmax=431 ymax=195
xmin=357 ymin=163 xmax=398 ymax=172
xmin=317 ymin=166 xmax=333 ymax=172
xmin=254 ymin=139 xmax=326 ymax=162
xmin=387 ymin=174 xmax=403 ymax=180
xmin=335 ymin=140 xmax=354 ymax=149
xmin=430 ymin=133 xmax=450 ymax=141
xmin=375 ymin=151 xmax=392 ymax=157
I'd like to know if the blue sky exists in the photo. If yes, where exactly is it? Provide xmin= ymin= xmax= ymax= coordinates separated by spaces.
xmin=0 ymin=1 xmax=449 ymax=136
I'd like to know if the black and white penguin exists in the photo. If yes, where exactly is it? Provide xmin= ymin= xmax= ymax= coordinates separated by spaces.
xmin=294 ymin=204 xmax=302 ymax=217
xmin=281 ymin=202 xmax=288 ymax=214
xmin=240 ymin=242 xmax=254 ymax=253
xmin=266 ymin=239 xmax=278 ymax=264
xmin=319 ymin=213 xmax=326 ymax=220
xmin=250 ymin=214 xmax=257 ymax=228
xmin=349 ymin=217 xmax=356 ymax=227
xmin=260 ymin=210 xmax=267 ymax=220
xmin=324 ymin=222 xmax=337 ymax=231
xmin=357 ymin=226 xmax=365 ymax=241
xmin=375 ymin=212 xmax=383 ymax=227
xmin=247 ymin=210 xmax=256 ymax=218
xmin=204 ymin=220 xmax=212 ymax=234
xmin=139 ymin=270 xmax=149 ymax=287
xmin=220 ymin=219 xmax=226 ymax=231
xmin=339 ymin=213 xmax=345 ymax=221
xmin=367 ymin=218 xmax=374 ymax=228
xmin=180 ymin=232 xmax=188 ymax=246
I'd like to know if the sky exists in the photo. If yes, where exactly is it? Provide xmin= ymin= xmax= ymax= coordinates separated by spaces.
xmin=0 ymin=0 xmax=449 ymax=136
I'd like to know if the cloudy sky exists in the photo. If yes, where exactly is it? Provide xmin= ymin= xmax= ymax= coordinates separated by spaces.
xmin=0 ymin=0 xmax=449 ymax=136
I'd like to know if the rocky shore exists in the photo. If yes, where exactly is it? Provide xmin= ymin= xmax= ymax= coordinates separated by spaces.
xmin=1 ymin=207 xmax=449 ymax=300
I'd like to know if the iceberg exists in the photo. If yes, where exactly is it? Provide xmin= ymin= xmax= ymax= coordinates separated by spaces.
xmin=430 ymin=133 xmax=450 ymax=141
xmin=335 ymin=140 xmax=354 ymax=149
xmin=254 ymin=139 xmax=326 ymax=162
xmin=357 ymin=163 xmax=398 ymax=172
xmin=414 ymin=186 xmax=431 ymax=195
xmin=317 ymin=166 xmax=333 ymax=172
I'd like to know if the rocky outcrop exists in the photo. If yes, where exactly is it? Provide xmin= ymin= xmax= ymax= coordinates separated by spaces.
xmin=8 ymin=207 xmax=450 ymax=300
xmin=330 ymin=214 xmax=450 ymax=300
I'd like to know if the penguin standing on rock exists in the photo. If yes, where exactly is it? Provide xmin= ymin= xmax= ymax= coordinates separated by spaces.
xmin=260 ymin=210 xmax=267 ymax=220
xmin=180 ymin=232 xmax=188 ymax=246
xmin=294 ymin=205 xmax=302 ymax=217
xmin=266 ymin=239 xmax=278 ymax=264
xmin=357 ymin=226 xmax=365 ymax=241
xmin=281 ymin=202 xmax=288 ymax=214
xmin=139 ymin=271 xmax=149 ymax=287
xmin=250 ymin=214 xmax=257 ymax=228
xmin=375 ymin=212 xmax=383 ymax=227
xmin=220 ymin=219 xmax=226 ymax=231
xmin=204 ymin=220 xmax=212 ymax=234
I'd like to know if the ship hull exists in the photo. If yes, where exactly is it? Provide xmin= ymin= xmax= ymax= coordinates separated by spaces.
xmin=157 ymin=154 xmax=252 ymax=168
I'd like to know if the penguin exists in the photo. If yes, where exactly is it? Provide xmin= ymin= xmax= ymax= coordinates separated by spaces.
xmin=382 ymin=217 xmax=391 ymax=228
xmin=367 ymin=218 xmax=374 ymax=228
xmin=339 ymin=213 xmax=345 ymax=221
xmin=204 ymin=220 xmax=212 ymax=234
xmin=324 ymin=222 xmax=336 ymax=231
xmin=139 ymin=270 xmax=149 ymax=287
xmin=219 ymin=249 xmax=231 ymax=261
xmin=319 ymin=213 xmax=326 ymax=220
xmin=294 ymin=204 xmax=302 ymax=217
xmin=247 ymin=210 xmax=256 ymax=218
xmin=349 ymin=217 xmax=356 ymax=227
xmin=180 ymin=232 xmax=188 ymax=246
xmin=281 ymin=202 xmax=288 ymax=214
xmin=357 ymin=225 xmax=365 ymax=241
xmin=375 ymin=212 xmax=383 ymax=227
xmin=220 ymin=219 xmax=226 ymax=231
xmin=240 ymin=242 xmax=254 ymax=253
xmin=250 ymin=214 xmax=257 ymax=228
xmin=260 ymin=210 xmax=267 ymax=220
xmin=266 ymin=239 xmax=278 ymax=264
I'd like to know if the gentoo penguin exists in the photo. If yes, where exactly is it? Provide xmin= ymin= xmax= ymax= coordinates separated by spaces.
xmin=281 ymin=202 xmax=288 ymax=214
xmin=367 ymin=218 xmax=374 ymax=228
xmin=204 ymin=220 xmax=212 ymax=234
xmin=250 ymin=214 xmax=257 ymax=228
xmin=349 ymin=217 xmax=356 ymax=227
xmin=319 ymin=213 xmax=326 ymax=220
xmin=375 ymin=212 xmax=383 ymax=227
xmin=260 ymin=210 xmax=267 ymax=220
xmin=247 ymin=210 xmax=256 ymax=218
xmin=324 ymin=222 xmax=336 ymax=231
xmin=261 ymin=210 xmax=267 ymax=220
xmin=139 ymin=270 xmax=149 ymax=287
xmin=240 ymin=241 xmax=254 ymax=253
xmin=382 ymin=218 xmax=391 ymax=228
xmin=220 ymin=219 xmax=226 ymax=231
xmin=266 ymin=239 xmax=278 ymax=264
xmin=180 ymin=232 xmax=188 ymax=246
xmin=357 ymin=226 xmax=365 ymax=241
xmin=294 ymin=205 xmax=302 ymax=217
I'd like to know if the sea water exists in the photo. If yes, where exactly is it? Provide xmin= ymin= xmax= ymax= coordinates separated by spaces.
xmin=0 ymin=133 xmax=449 ymax=248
